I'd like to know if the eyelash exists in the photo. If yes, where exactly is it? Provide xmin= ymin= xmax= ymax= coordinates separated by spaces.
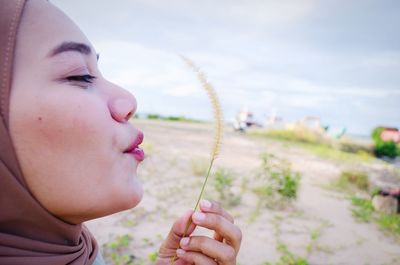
xmin=66 ymin=74 xmax=96 ymax=86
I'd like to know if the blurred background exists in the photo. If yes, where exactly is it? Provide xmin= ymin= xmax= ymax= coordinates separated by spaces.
xmin=53 ymin=0 xmax=399 ymax=137
xmin=53 ymin=1 xmax=400 ymax=264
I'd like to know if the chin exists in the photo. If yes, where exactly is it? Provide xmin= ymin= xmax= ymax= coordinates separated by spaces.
xmin=119 ymin=179 xmax=144 ymax=211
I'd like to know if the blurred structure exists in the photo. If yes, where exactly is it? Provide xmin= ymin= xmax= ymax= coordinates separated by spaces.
xmin=264 ymin=111 xmax=284 ymax=129
xmin=286 ymin=116 xmax=326 ymax=134
xmin=300 ymin=116 xmax=322 ymax=130
xmin=380 ymin=127 xmax=400 ymax=143
xmin=233 ymin=109 xmax=259 ymax=132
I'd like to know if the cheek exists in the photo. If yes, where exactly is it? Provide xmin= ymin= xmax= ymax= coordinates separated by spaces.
xmin=30 ymin=96 xmax=110 ymax=153
xmin=11 ymin=89 xmax=142 ymax=221
xmin=14 ymin=93 xmax=116 ymax=186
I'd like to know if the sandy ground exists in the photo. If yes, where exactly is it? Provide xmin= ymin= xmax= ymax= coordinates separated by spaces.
xmin=86 ymin=119 xmax=400 ymax=265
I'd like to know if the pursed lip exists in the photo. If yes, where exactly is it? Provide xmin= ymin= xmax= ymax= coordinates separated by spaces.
xmin=124 ymin=131 xmax=145 ymax=162
xmin=124 ymin=131 xmax=144 ymax=152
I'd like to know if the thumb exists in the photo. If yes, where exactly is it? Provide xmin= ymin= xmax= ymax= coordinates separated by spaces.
xmin=160 ymin=210 xmax=197 ymax=251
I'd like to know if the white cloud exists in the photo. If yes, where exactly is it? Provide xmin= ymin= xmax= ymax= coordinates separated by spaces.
xmin=51 ymin=0 xmax=400 ymax=134
xmin=164 ymin=85 xmax=201 ymax=97
xmin=133 ymin=0 xmax=317 ymax=28
xmin=359 ymin=51 xmax=400 ymax=68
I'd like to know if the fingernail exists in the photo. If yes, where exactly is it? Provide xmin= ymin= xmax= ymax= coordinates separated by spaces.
xmin=201 ymin=199 xmax=212 ymax=209
xmin=180 ymin=237 xmax=189 ymax=247
xmin=177 ymin=248 xmax=186 ymax=257
xmin=193 ymin=212 xmax=206 ymax=222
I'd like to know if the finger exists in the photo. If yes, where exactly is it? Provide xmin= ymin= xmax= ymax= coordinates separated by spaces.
xmin=180 ymin=236 xmax=237 ymax=264
xmin=199 ymin=200 xmax=231 ymax=243
xmin=158 ymin=210 xmax=197 ymax=257
xmin=172 ymin=210 xmax=197 ymax=237
xmin=214 ymin=232 xmax=223 ymax=242
xmin=191 ymin=212 xmax=242 ymax=252
xmin=199 ymin=200 xmax=234 ymax=223
xmin=177 ymin=249 xmax=217 ymax=265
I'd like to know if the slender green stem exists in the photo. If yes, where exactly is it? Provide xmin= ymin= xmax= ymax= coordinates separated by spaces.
xmin=169 ymin=158 xmax=215 ymax=265
xmin=193 ymin=158 xmax=214 ymax=213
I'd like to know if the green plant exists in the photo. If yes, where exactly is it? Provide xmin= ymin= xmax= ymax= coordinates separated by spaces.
xmin=351 ymin=196 xmax=374 ymax=222
xmin=329 ymin=170 xmax=370 ymax=193
xmin=371 ymin=127 xmax=399 ymax=158
xmin=103 ymin=234 xmax=135 ymax=265
xmin=251 ymin=127 xmax=329 ymax=146
xmin=142 ymin=237 xmax=153 ymax=246
xmin=250 ymin=128 xmax=375 ymax=163
xmin=376 ymin=213 xmax=400 ymax=235
xmin=145 ymin=113 xmax=201 ymax=123
xmin=340 ymin=170 xmax=369 ymax=191
xmin=253 ymin=154 xmax=301 ymax=208
xmin=213 ymin=168 xmax=241 ymax=207
xmin=107 ymin=234 xmax=133 ymax=250
xmin=303 ymin=144 xmax=374 ymax=163
xmin=276 ymin=242 xmax=308 ymax=265
xmin=262 ymin=242 xmax=308 ymax=265
xmin=279 ymin=173 xmax=300 ymax=199
xmin=351 ymin=196 xmax=400 ymax=237
xmin=336 ymin=138 xmax=373 ymax=154
xmin=147 ymin=113 xmax=161 ymax=120
xmin=305 ymin=228 xmax=322 ymax=254
xmin=214 ymin=169 xmax=233 ymax=198
xmin=148 ymin=251 xmax=158 ymax=263
xmin=375 ymin=141 xmax=398 ymax=158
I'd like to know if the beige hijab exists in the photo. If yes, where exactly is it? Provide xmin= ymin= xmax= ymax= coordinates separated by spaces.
xmin=0 ymin=0 xmax=98 ymax=264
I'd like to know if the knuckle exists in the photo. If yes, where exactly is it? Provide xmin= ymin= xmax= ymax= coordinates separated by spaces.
xmin=212 ymin=215 xmax=223 ymax=229
xmin=212 ymin=200 xmax=221 ymax=210
xmin=197 ymin=236 xmax=207 ymax=248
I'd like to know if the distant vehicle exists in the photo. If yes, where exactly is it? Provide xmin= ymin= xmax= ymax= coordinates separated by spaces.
xmin=233 ymin=110 xmax=259 ymax=132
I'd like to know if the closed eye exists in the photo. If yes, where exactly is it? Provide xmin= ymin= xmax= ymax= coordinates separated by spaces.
xmin=67 ymin=74 xmax=96 ymax=83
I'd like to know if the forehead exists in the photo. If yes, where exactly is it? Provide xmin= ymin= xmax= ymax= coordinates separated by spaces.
xmin=18 ymin=0 xmax=92 ymax=60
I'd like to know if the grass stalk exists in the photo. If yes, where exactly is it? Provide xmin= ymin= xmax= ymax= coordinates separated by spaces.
xmin=169 ymin=56 xmax=222 ymax=264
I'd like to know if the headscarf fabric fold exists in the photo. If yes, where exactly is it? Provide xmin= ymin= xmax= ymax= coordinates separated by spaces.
xmin=0 ymin=0 xmax=98 ymax=264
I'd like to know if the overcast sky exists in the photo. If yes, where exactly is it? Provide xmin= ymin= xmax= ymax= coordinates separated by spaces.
xmin=52 ymin=0 xmax=400 ymax=136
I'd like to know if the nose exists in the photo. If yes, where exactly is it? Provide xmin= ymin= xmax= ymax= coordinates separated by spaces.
xmin=108 ymin=91 xmax=137 ymax=123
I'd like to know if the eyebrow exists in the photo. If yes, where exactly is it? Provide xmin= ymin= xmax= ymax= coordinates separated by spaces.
xmin=49 ymin=41 xmax=99 ymax=60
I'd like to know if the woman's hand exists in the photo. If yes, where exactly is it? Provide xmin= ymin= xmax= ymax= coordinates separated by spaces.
xmin=157 ymin=200 xmax=242 ymax=265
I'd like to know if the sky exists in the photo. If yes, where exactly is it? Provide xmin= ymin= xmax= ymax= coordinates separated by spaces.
xmin=52 ymin=0 xmax=400 ymax=136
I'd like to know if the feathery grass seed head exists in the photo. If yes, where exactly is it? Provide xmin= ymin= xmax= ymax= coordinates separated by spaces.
xmin=169 ymin=56 xmax=223 ymax=265
xmin=180 ymin=55 xmax=222 ymax=159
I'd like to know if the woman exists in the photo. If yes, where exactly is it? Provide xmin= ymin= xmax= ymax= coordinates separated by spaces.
xmin=0 ymin=0 xmax=242 ymax=264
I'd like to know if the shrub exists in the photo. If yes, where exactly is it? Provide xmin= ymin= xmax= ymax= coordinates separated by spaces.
xmin=340 ymin=170 xmax=369 ymax=191
xmin=253 ymin=127 xmax=329 ymax=146
xmin=374 ymin=141 xmax=398 ymax=158
xmin=147 ymin=113 xmax=161 ymax=120
xmin=103 ymin=234 xmax=136 ymax=265
xmin=351 ymin=196 xmax=400 ymax=237
xmin=351 ymin=196 xmax=374 ymax=222
xmin=262 ymin=242 xmax=308 ymax=265
xmin=253 ymin=154 xmax=301 ymax=208
xmin=213 ymin=168 xmax=241 ymax=207
xmin=371 ymin=127 xmax=399 ymax=158
xmin=214 ymin=169 xmax=233 ymax=198
xmin=377 ymin=214 xmax=400 ymax=235
xmin=336 ymin=138 xmax=373 ymax=155
xmin=166 ymin=115 xmax=185 ymax=121
xmin=148 ymin=251 xmax=158 ymax=263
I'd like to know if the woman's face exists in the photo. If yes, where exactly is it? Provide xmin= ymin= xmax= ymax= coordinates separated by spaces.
xmin=9 ymin=0 xmax=144 ymax=224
